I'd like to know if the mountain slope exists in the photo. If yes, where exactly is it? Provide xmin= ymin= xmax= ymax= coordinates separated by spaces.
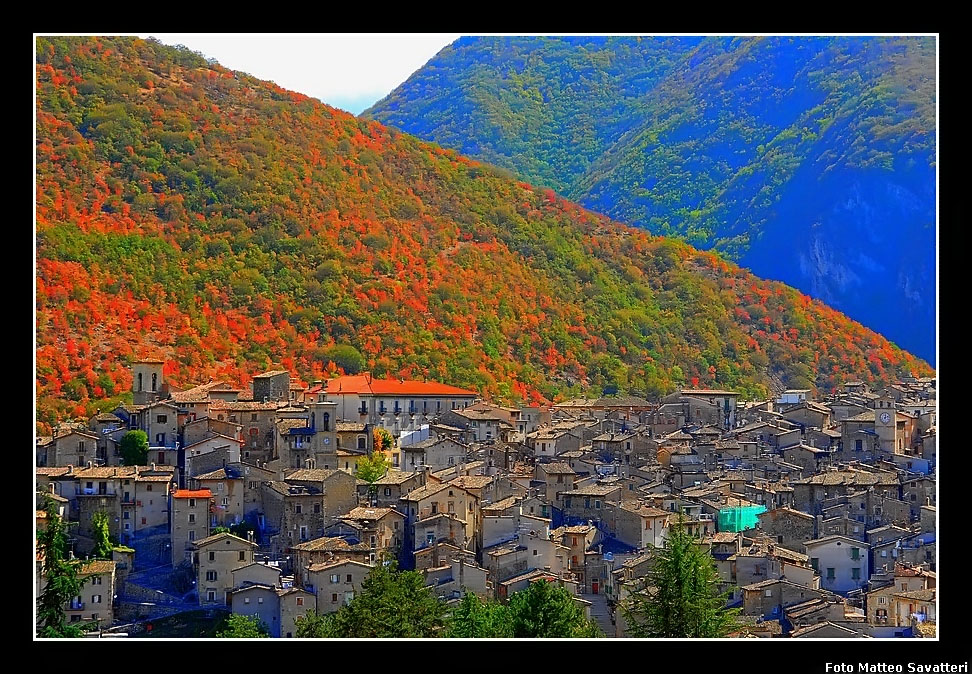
xmin=35 ymin=37 xmax=932 ymax=431
xmin=364 ymin=36 xmax=937 ymax=362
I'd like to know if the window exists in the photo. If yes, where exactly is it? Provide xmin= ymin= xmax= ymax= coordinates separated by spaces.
xmin=855 ymin=439 xmax=863 ymax=452
xmin=189 ymin=499 xmax=196 ymax=508
xmin=209 ymin=551 xmax=215 ymax=561
xmin=91 ymin=576 xmax=102 ymax=585
xmin=346 ymin=574 xmax=353 ymax=583
xmin=299 ymin=526 xmax=308 ymax=541
xmin=852 ymin=567 xmax=861 ymax=580
xmin=222 ymin=497 xmax=229 ymax=506
xmin=296 ymin=597 xmax=304 ymax=606
xmin=595 ymin=501 xmax=601 ymax=509
xmin=295 ymin=504 xmax=302 ymax=514
xmin=257 ymin=597 xmax=263 ymax=604
xmin=330 ymin=574 xmax=340 ymax=584
xmin=826 ymin=568 xmax=835 ymax=580
xmin=850 ymin=547 xmax=860 ymax=560
xmin=878 ymin=597 xmax=887 ymax=605
xmin=557 ymin=475 xmax=564 ymax=484
xmin=314 ymin=504 xmax=321 ymax=514
xmin=207 ymin=591 xmax=216 ymax=602
xmin=123 ymin=511 xmax=130 ymax=520
xmin=151 ymin=373 xmax=157 ymax=391
xmin=157 ymin=414 xmax=168 ymax=423
xmin=147 ymin=484 xmax=153 ymax=492
xmin=532 ymin=549 xmax=538 ymax=556
xmin=239 ymin=551 xmax=246 ymax=561
xmin=251 ymin=413 xmax=258 ymax=422
xmin=244 ymin=597 xmax=250 ymax=604
xmin=765 ymin=589 xmax=773 ymax=597
xmin=206 ymin=571 xmax=218 ymax=581
xmin=881 ymin=550 xmax=888 ymax=558
xmin=332 ymin=594 xmax=338 ymax=603
xmin=188 ymin=530 xmax=196 ymax=541
xmin=188 ymin=513 xmax=196 ymax=524
xmin=810 ymin=558 xmax=819 ymax=571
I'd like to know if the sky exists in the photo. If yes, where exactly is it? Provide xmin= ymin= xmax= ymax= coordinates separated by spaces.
xmin=142 ymin=34 xmax=461 ymax=115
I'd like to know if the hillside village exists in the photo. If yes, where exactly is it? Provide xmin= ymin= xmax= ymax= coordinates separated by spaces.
xmin=35 ymin=361 xmax=937 ymax=638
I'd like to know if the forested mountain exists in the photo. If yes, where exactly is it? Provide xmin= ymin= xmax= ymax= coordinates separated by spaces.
xmin=365 ymin=36 xmax=937 ymax=362
xmin=35 ymin=37 xmax=931 ymax=432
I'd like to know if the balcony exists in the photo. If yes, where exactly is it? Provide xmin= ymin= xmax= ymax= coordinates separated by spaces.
xmin=76 ymin=489 xmax=116 ymax=497
xmin=69 ymin=601 xmax=85 ymax=610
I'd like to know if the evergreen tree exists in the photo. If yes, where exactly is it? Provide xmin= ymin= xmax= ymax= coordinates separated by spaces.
xmin=621 ymin=517 xmax=739 ymax=637
xmin=119 ymin=430 xmax=149 ymax=466
xmin=36 ymin=494 xmax=88 ymax=638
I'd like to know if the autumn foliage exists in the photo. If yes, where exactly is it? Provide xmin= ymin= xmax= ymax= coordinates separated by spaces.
xmin=34 ymin=37 xmax=933 ymax=434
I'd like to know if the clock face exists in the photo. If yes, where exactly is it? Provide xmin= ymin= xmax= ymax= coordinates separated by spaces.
xmin=880 ymin=412 xmax=891 ymax=423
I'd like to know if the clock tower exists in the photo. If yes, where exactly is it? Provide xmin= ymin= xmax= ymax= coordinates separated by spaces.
xmin=874 ymin=395 xmax=897 ymax=455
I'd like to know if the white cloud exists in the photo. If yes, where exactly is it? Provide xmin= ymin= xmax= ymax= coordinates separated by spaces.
xmin=141 ymin=33 xmax=461 ymax=114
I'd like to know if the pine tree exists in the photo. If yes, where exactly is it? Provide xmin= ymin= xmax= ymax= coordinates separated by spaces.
xmin=37 ymin=493 xmax=88 ymax=638
xmin=622 ymin=516 xmax=739 ymax=637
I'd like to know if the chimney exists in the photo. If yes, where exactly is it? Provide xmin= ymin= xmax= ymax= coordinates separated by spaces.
xmin=66 ymin=464 xmax=73 ymax=475
xmin=68 ymin=550 xmax=74 ymax=560
xmin=151 ymin=462 xmax=156 ymax=471
xmin=49 ymin=483 xmax=55 ymax=493
xmin=87 ymin=461 xmax=92 ymax=469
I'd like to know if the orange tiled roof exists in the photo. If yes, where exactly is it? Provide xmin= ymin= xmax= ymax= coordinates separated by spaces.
xmin=172 ymin=489 xmax=212 ymax=499
xmin=324 ymin=374 xmax=475 ymax=397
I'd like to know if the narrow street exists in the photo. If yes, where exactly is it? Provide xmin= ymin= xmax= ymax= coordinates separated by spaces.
xmin=581 ymin=592 xmax=615 ymax=637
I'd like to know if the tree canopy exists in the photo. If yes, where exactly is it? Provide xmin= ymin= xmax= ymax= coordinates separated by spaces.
xmin=216 ymin=613 xmax=270 ymax=638
xmin=91 ymin=510 xmax=114 ymax=559
xmin=119 ymin=429 xmax=149 ymax=466
xmin=296 ymin=562 xmax=445 ymax=637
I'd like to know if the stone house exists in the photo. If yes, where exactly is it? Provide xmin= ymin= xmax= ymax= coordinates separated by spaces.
xmin=193 ymin=467 xmax=245 ymax=528
xmin=755 ymin=507 xmax=816 ymax=553
xmin=194 ymin=532 xmax=258 ymax=606
xmin=306 ymin=559 xmax=373 ymax=614
xmin=62 ymin=559 xmax=116 ymax=628
xmin=170 ymin=489 xmax=213 ymax=566
xmin=805 ymin=535 xmax=870 ymax=594
xmin=292 ymin=536 xmax=373 ymax=587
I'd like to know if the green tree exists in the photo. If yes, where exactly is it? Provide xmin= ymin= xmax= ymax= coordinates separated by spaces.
xmin=37 ymin=493 xmax=88 ymax=637
xmin=119 ymin=430 xmax=149 ymax=466
xmin=324 ymin=344 xmax=365 ymax=374
xmin=506 ymin=579 xmax=601 ymax=637
xmin=356 ymin=447 xmax=390 ymax=505
xmin=312 ymin=562 xmax=446 ymax=637
xmin=91 ymin=511 xmax=114 ymax=559
xmin=294 ymin=610 xmax=338 ymax=638
xmin=216 ymin=613 xmax=270 ymax=638
xmin=446 ymin=592 xmax=513 ymax=637
xmin=621 ymin=517 xmax=739 ymax=637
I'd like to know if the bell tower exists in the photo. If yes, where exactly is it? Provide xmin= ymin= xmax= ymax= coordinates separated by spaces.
xmin=132 ymin=360 xmax=165 ymax=405
xmin=874 ymin=395 xmax=896 ymax=455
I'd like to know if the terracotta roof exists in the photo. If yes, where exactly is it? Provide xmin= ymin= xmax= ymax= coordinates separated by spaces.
xmin=194 ymin=468 xmax=242 ymax=481
xmin=208 ymin=401 xmax=280 ymax=411
xmin=36 ymin=467 xmax=71 ymax=477
xmin=170 ymin=381 xmax=232 ymax=403
xmin=680 ymin=389 xmax=740 ymax=396
xmin=402 ymin=482 xmax=452 ymax=501
xmin=892 ymin=588 xmax=935 ymax=602
xmin=286 ymin=468 xmax=341 ymax=482
xmin=372 ymin=470 xmax=420 ymax=485
xmin=80 ymin=560 xmax=116 ymax=576
xmin=539 ymin=462 xmax=575 ymax=475
xmin=172 ymin=489 xmax=212 ymax=499
xmin=73 ymin=466 xmax=138 ymax=479
xmin=620 ymin=503 xmax=670 ymax=518
xmin=449 ymin=475 xmax=493 ymax=489
xmin=335 ymin=422 xmax=367 ymax=432
xmin=292 ymin=536 xmax=351 ymax=552
xmin=253 ymin=370 xmax=289 ymax=379
xmin=323 ymin=374 xmax=476 ymax=397
xmin=193 ymin=532 xmax=257 ymax=548
xmin=340 ymin=506 xmax=401 ymax=521
xmin=307 ymin=559 xmax=373 ymax=573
